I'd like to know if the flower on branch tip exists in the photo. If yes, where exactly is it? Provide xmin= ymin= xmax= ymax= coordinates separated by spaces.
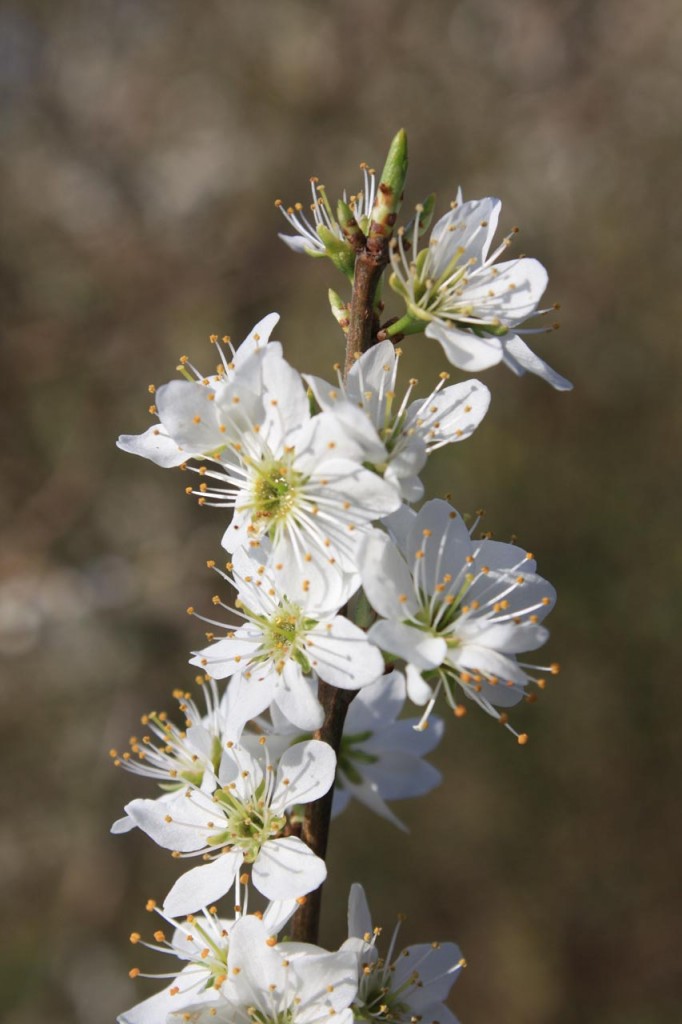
xmin=189 ymin=548 xmax=385 ymax=731
xmin=359 ymin=499 xmax=557 ymax=736
xmin=276 ymin=165 xmax=377 ymax=273
xmin=122 ymin=737 xmax=336 ymax=915
xmin=306 ymin=340 xmax=490 ymax=502
xmin=389 ymin=191 xmax=572 ymax=391
xmin=343 ymin=884 xmax=465 ymax=1024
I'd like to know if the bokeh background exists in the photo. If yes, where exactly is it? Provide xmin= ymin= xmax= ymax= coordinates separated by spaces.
xmin=2 ymin=1 xmax=681 ymax=1022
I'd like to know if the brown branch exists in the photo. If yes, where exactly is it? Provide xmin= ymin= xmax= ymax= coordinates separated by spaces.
xmin=288 ymin=683 xmax=356 ymax=942
xmin=343 ymin=237 xmax=391 ymax=376
xmin=290 ymin=234 xmax=391 ymax=944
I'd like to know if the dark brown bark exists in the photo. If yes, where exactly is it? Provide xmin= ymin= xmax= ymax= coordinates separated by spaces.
xmin=289 ymin=237 xmax=390 ymax=944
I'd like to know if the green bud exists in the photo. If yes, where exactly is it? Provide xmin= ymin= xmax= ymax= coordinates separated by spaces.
xmin=336 ymin=198 xmax=366 ymax=251
xmin=368 ymin=128 xmax=408 ymax=244
xmin=328 ymin=288 xmax=350 ymax=333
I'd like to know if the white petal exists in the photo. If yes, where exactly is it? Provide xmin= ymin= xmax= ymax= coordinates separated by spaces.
xmin=219 ymin=670 xmax=276 ymax=733
xmin=453 ymin=647 xmax=528 ymax=704
xmin=218 ymin=742 xmax=264 ymax=797
xmin=236 ymin=312 xmax=280 ymax=361
xmin=261 ymin=897 xmax=299 ymax=936
xmin=368 ymin=714 xmax=445 ymax=757
xmin=273 ymin=662 xmax=324 ymax=730
xmin=291 ymin=949 xmax=359 ymax=1013
xmin=369 ymin=620 xmax=446 ymax=670
xmin=457 ymin=619 xmax=549 ymax=654
xmin=346 ymin=339 xmax=397 ymax=396
xmin=339 ymin=777 xmax=408 ymax=831
xmin=271 ymin=739 xmax=336 ymax=810
xmin=163 ymin=851 xmax=243 ymax=916
xmin=307 ymin=616 xmax=384 ymax=690
xmin=359 ymin=531 xmax=419 ymax=619
xmin=189 ymin=633 xmax=261 ymax=680
xmin=228 ymin=915 xmax=287 ymax=997
xmin=428 ymin=198 xmax=501 ymax=279
xmin=391 ymin=941 xmax=464 ymax=1004
xmin=156 ymin=380 xmax=226 ymax=452
xmin=502 ymin=333 xmax=573 ymax=391
xmin=261 ymin=354 xmax=310 ymax=442
xmin=347 ymin=882 xmax=372 ymax=940
xmin=362 ymin=749 xmax=442 ymax=800
xmin=117 ymin=966 xmax=207 ymax=1024
xmin=426 ymin=321 xmax=503 ymax=371
xmin=407 ymin=499 xmax=472 ymax=590
xmin=116 ymin=425 xmax=186 ymax=468
xmin=381 ymin=504 xmax=417 ymax=550
xmin=406 ymin=379 xmax=490 ymax=449
xmin=252 ymin=836 xmax=327 ymax=900
xmin=124 ymin=795 xmax=209 ymax=852
xmin=465 ymin=257 xmax=548 ymax=323
xmin=111 ymin=815 xmax=135 ymax=834
xmin=345 ymin=669 xmax=406 ymax=727
xmin=405 ymin=662 xmax=435 ymax=705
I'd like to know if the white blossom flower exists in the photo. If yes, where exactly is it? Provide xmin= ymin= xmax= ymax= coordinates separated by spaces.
xmin=110 ymin=679 xmax=236 ymax=835
xmin=389 ymin=192 xmax=572 ymax=390
xmin=276 ymin=165 xmax=377 ymax=257
xmin=120 ymin=892 xmax=301 ymax=1024
xmin=344 ymin=884 xmax=464 ymax=1024
xmin=189 ymin=548 xmax=386 ymax=731
xmin=117 ymin=313 xmax=283 ymax=469
xmin=360 ymin=499 xmax=558 ymax=737
xmin=122 ymin=738 xmax=336 ymax=915
xmin=119 ymin=318 xmax=401 ymax=601
xmin=305 ymin=341 xmax=490 ymax=502
xmin=170 ymin=914 xmax=359 ymax=1024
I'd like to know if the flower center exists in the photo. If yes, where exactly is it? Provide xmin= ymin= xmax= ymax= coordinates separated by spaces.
xmin=250 ymin=457 xmax=303 ymax=525
xmin=357 ymin=969 xmax=411 ymax=1024
xmin=248 ymin=1009 xmax=295 ymax=1024
xmin=212 ymin=788 xmax=286 ymax=862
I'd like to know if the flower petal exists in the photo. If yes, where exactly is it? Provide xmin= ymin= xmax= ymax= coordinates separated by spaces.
xmin=307 ymin=616 xmax=384 ymax=690
xmin=502 ymin=333 xmax=573 ymax=391
xmin=163 ymin=851 xmax=243 ymax=917
xmin=359 ymin=531 xmax=419 ymax=619
xmin=426 ymin=320 xmax=503 ymax=371
xmin=116 ymin=425 xmax=186 ymax=468
xmin=252 ymin=835 xmax=327 ymax=900
xmin=271 ymin=739 xmax=336 ymax=810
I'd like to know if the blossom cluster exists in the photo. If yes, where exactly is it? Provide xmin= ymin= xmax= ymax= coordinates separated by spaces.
xmin=113 ymin=131 xmax=568 ymax=1024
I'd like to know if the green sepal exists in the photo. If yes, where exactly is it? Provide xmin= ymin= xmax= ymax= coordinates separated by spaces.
xmin=337 ymin=198 xmax=366 ymax=250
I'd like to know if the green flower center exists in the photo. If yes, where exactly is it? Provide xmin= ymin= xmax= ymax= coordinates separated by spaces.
xmin=212 ymin=784 xmax=286 ymax=862
xmin=356 ymin=971 xmax=412 ymax=1023
xmin=250 ymin=457 xmax=304 ymax=525
xmin=247 ymin=1009 xmax=295 ymax=1024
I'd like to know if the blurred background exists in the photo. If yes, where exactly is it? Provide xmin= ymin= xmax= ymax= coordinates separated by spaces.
xmin=1 ymin=1 xmax=681 ymax=1022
